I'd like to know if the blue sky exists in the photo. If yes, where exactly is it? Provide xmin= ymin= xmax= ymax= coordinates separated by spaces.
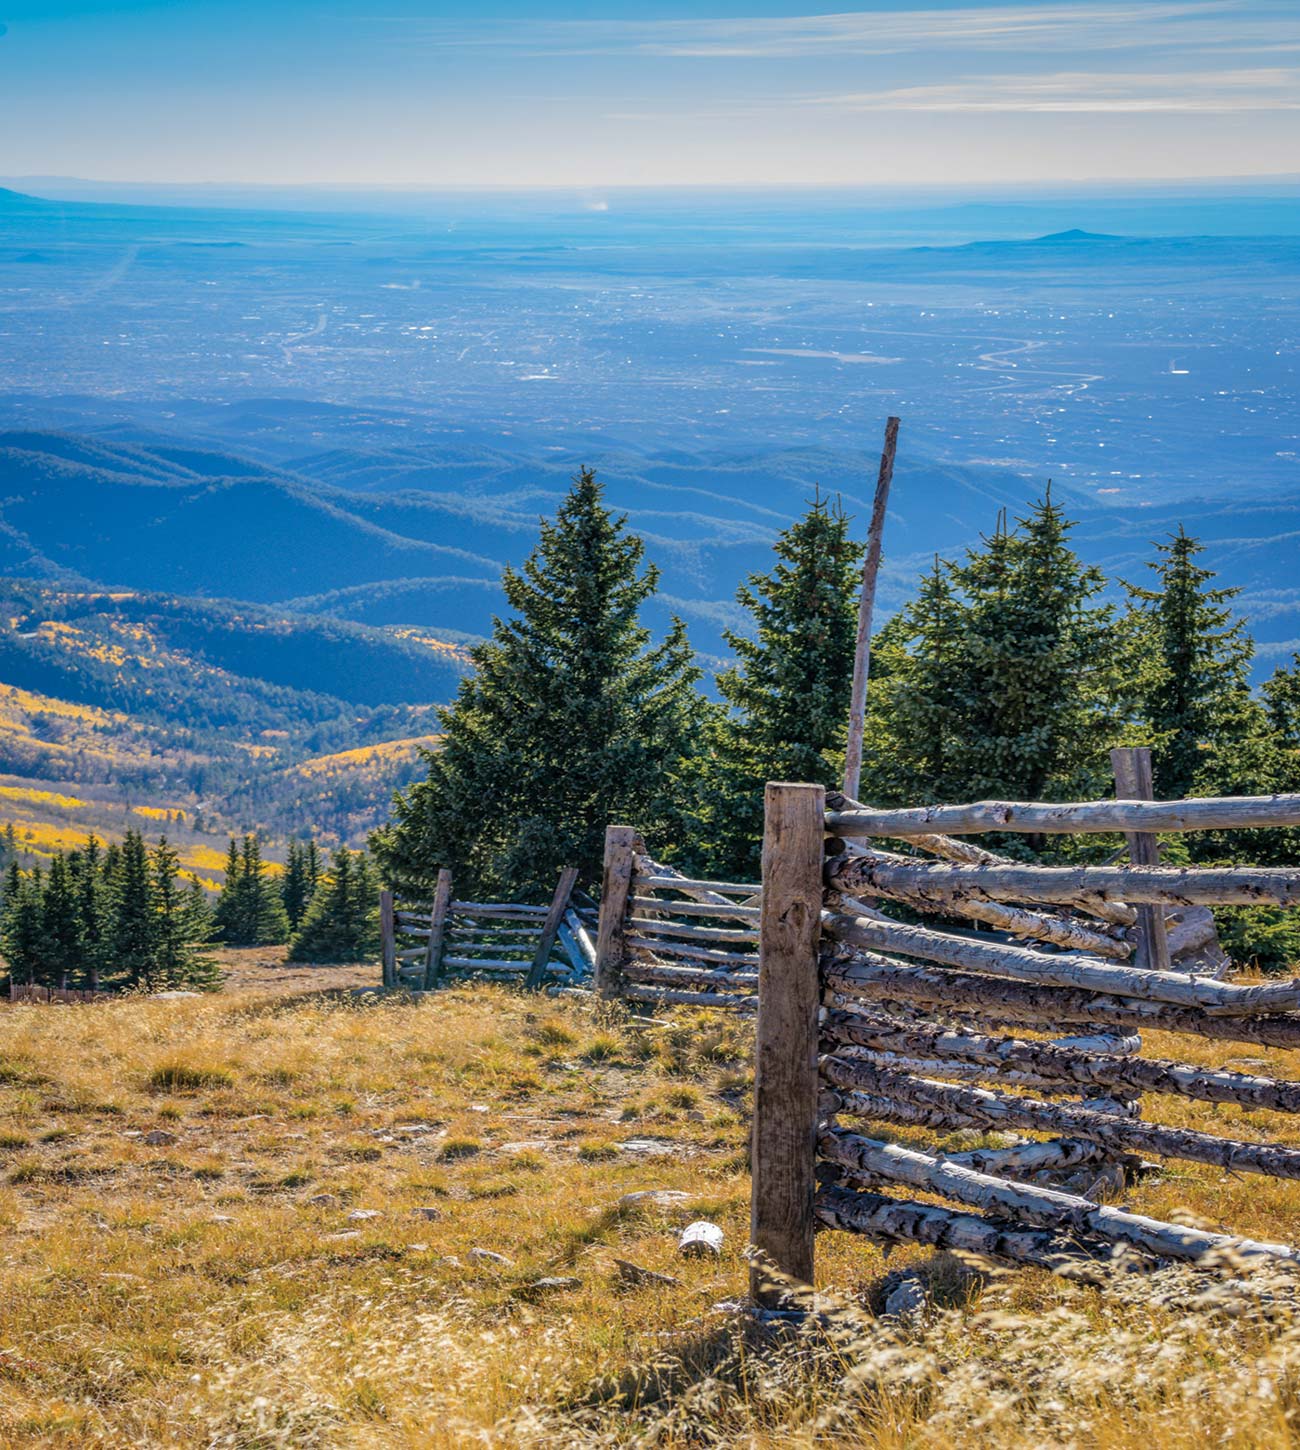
xmin=1 ymin=0 xmax=1298 ymax=186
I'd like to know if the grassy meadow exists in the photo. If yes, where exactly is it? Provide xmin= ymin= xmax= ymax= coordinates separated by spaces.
xmin=2 ymin=964 xmax=1300 ymax=1447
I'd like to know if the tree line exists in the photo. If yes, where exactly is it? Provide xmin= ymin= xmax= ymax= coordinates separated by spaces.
xmin=1 ymin=833 xmax=381 ymax=991
xmin=372 ymin=469 xmax=1300 ymax=971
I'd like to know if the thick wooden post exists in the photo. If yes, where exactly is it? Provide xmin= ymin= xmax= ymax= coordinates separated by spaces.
xmin=1111 ymin=747 xmax=1172 ymax=972
xmin=750 ymin=782 xmax=826 ymax=1305
xmin=379 ymin=889 xmax=397 ymax=989
xmin=843 ymin=415 xmax=900 ymax=800
xmin=526 ymin=865 xmax=580 ymax=989
xmin=421 ymin=868 xmax=454 ymax=990
xmin=595 ymin=826 xmax=639 ymax=998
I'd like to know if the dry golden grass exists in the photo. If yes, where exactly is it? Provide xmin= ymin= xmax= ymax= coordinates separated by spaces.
xmin=2 ymin=978 xmax=1300 ymax=1447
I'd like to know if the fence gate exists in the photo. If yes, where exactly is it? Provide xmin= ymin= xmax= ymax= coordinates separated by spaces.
xmin=380 ymin=866 xmax=594 ymax=990
xmin=750 ymin=779 xmax=1300 ymax=1305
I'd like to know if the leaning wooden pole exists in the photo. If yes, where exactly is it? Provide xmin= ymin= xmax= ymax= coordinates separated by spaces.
xmin=421 ymin=868 xmax=454 ymax=990
xmin=379 ymin=889 xmax=397 ymax=989
xmin=842 ymin=416 xmax=900 ymax=800
xmin=750 ymin=782 xmax=826 ymax=1306
xmin=526 ymin=865 xmax=580 ymax=990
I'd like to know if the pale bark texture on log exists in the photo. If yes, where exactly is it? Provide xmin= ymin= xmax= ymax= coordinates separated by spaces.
xmin=826 ymin=793 xmax=1300 ymax=838
xmin=751 ymin=783 xmax=826 ymax=1304
xmin=822 ymin=906 xmax=1300 ymax=1014
xmin=820 ymin=1056 xmax=1300 ymax=1179
xmin=821 ymin=953 xmax=1300 ymax=1050
xmin=819 ymin=1128 xmax=1294 ymax=1262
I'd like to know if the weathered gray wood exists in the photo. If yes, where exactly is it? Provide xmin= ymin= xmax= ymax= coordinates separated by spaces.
xmin=814 ymin=1183 xmax=1106 ymax=1269
xmin=822 ymin=906 xmax=1300 ymax=1014
xmin=380 ymin=889 xmax=397 ymax=989
xmin=819 ymin=1128 xmax=1294 ymax=1262
xmin=1111 ymin=747 xmax=1174 ymax=972
xmin=595 ymin=826 xmax=640 ymax=998
xmin=828 ymin=855 xmax=1300 ymax=909
xmin=826 ymin=791 xmax=1137 ymax=928
xmin=751 ymin=782 xmax=826 ymax=1305
xmin=627 ymin=917 xmax=759 ymax=945
xmin=843 ymin=414 xmax=900 ymax=801
xmin=421 ymin=868 xmax=454 ymax=990
xmin=943 ymin=1136 xmax=1116 ymax=1176
xmin=822 ymin=954 xmax=1300 ymax=1050
xmin=820 ymin=1057 xmax=1300 ymax=1179
xmin=624 ymin=984 xmax=756 ymax=1010
xmin=623 ymin=961 xmax=759 ymax=990
xmin=822 ymin=1009 xmax=1300 ymax=1113
xmin=526 ymin=865 xmax=580 ymax=990
xmin=440 ymin=957 xmax=533 ymax=973
xmin=449 ymin=901 xmax=550 ymax=918
xmin=826 ymin=792 xmax=1300 ymax=838
xmin=629 ymin=895 xmax=762 ymax=922
xmin=634 ymin=871 xmax=762 ymax=898
xmin=627 ymin=936 xmax=761 ymax=967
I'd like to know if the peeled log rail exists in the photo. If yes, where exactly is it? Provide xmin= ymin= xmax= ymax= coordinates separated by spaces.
xmin=824 ymin=1048 xmax=1067 ymax=1093
xmin=441 ymin=957 xmax=539 ymax=973
xmin=626 ymin=917 xmax=758 ymax=946
xmin=819 ymin=1128 xmax=1295 ymax=1263
xmin=814 ymin=1183 xmax=1108 ymax=1270
xmin=830 ymin=856 xmax=1300 ymax=910
xmin=826 ymin=793 xmax=1300 ymax=839
xmin=822 ymin=906 xmax=1300 ymax=1015
xmin=629 ymin=895 xmax=761 ymax=923
xmin=842 ymin=879 xmax=1133 ymax=959
xmin=823 ymin=1009 xmax=1300 ymax=1113
xmin=624 ymin=984 xmax=756 ymax=1011
xmin=822 ymin=954 xmax=1300 ymax=1051
xmin=825 ymin=790 xmax=1136 ymax=928
xmin=820 ymin=1056 xmax=1300 ymax=1180
xmin=634 ymin=872 xmax=762 ymax=899
xmin=623 ymin=961 xmax=758 ymax=991
xmin=943 ymin=1136 xmax=1120 ymax=1176
xmin=626 ymin=936 xmax=761 ymax=968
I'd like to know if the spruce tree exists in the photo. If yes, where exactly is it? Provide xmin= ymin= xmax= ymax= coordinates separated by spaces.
xmin=288 ymin=849 xmax=380 ymax=963
xmin=373 ymin=468 xmax=702 ymax=898
xmin=41 ymin=854 xmax=81 ymax=990
xmin=213 ymin=835 xmax=290 ymax=945
xmin=700 ymin=492 xmax=862 ymax=876
xmin=281 ymin=839 xmax=317 ymax=931
xmin=1 ymin=864 xmax=44 ymax=986
xmin=1126 ymin=527 xmax=1254 ymax=799
xmin=111 ymin=830 xmax=156 ymax=990
xmin=72 ymin=837 xmax=111 ymax=992
xmin=151 ymin=838 xmax=220 ymax=990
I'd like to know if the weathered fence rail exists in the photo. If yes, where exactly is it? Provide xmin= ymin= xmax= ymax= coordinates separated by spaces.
xmin=593 ymin=825 xmax=760 ymax=1011
xmin=380 ymin=866 xmax=593 ymax=991
xmin=750 ymin=771 xmax=1300 ymax=1300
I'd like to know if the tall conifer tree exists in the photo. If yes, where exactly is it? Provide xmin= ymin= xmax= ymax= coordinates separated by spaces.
xmin=373 ymin=469 xmax=702 ymax=898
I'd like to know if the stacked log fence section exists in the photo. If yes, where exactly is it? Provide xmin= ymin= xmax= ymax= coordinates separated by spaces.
xmin=594 ymin=824 xmax=761 ymax=1011
xmin=751 ymin=781 xmax=1300 ymax=1290
xmin=379 ymin=866 xmax=594 ymax=991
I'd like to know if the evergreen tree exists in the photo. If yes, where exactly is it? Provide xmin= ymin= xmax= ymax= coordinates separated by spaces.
xmin=1126 ymin=527 xmax=1254 ymax=799
xmin=699 ymin=492 xmax=862 ymax=876
xmin=213 ymin=835 xmax=290 ymax=945
xmin=151 ymin=838 xmax=220 ymax=991
xmin=1 ymin=863 xmax=44 ymax=986
xmin=41 ymin=854 xmax=81 ymax=990
xmin=288 ymin=849 xmax=381 ymax=963
xmin=280 ymin=839 xmax=318 ymax=931
xmin=110 ymin=830 xmax=156 ymax=990
xmin=373 ymin=469 xmax=702 ymax=898
xmin=71 ymin=837 xmax=111 ymax=992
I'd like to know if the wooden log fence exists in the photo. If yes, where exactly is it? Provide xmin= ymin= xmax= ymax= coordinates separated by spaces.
xmin=380 ymin=866 xmax=591 ymax=991
xmin=748 ymin=764 xmax=1300 ymax=1296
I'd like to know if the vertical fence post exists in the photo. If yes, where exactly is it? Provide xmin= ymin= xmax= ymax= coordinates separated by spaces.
xmin=422 ymin=868 xmax=454 ymax=991
xmin=595 ymin=826 xmax=639 ymax=999
xmin=379 ymin=889 xmax=397 ymax=989
xmin=1110 ymin=746 xmax=1172 ymax=972
xmin=750 ymin=782 xmax=826 ymax=1306
xmin=526 ymin=865 xmax=580 ymax=990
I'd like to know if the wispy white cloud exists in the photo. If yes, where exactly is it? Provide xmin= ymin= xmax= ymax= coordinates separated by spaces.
xmin=809 ymin=66 xmax=1300 ymax=111
xmin=414 ymin=2 xmax=1300 ymax=62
